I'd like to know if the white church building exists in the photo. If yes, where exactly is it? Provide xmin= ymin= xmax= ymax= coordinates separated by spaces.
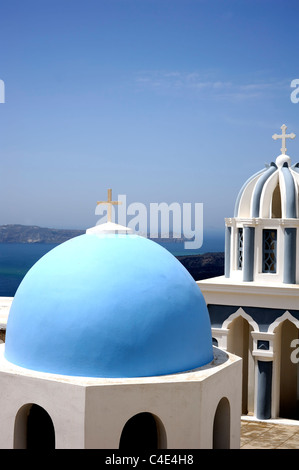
xmin=0 ymin=217 xmax=242 ymax=449
xmin=3 ymin=122 xmax=299 ymax=448
xmin=199 ymin=125 xmax=299 ymax=421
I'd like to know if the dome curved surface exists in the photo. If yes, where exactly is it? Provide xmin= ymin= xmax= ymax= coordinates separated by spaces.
xmin=4 ymin=233 xmax=213 ymax=378
xmin=234 ymin=157 xmax=299 ymax=219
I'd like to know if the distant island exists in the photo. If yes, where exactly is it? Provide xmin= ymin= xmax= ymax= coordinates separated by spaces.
xmin=0 ymin=224 xmax=190 ymax=244
xmin=0 ymin=224 xmax=224 ymax=281
xmin=177 ymin=252 xmax=224 ymax=281
xmin=0 ymin=225 xmax=85 ymax=244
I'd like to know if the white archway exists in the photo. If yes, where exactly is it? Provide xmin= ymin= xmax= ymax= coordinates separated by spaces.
xmin=119 ymin=412 xmax=167 ymax=449
xmin=222 ymin=307 xmax=259 ymax=332
xmin=269 ymin=312 xmax=299 ymax=419
xmin=268 ymin=310 xmax=299 ymax=334
xmin=213 ymin=397 xmax=230 ymax=449
xmin=14 ymin=403 xmax=55 ymax=449
xmin=223 ymin=308 xmax=256 ymax=415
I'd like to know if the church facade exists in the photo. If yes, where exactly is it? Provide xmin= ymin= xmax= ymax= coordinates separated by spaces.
xmin=198 ymin=125 xmax=299 ymax=421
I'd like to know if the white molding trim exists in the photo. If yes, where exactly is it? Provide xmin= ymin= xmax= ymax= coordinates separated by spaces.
xmin=228 ymin=217 xmax=299 ymax=227
xmin=222 ymin=307 xmax=260 ymax=332
xmin=268 ymin=310 xmax=299 ymax=333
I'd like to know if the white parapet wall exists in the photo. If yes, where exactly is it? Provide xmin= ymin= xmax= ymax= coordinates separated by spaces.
xmin=0 ymin=297 xmax=13 ymax=342
xmin=0 ymin=345 xmax=242 ymax=449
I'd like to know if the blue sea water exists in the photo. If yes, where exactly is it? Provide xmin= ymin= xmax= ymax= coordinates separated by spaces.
xmin=0 ymin=243 xmax=58 ymax=297
xmin=0 ymin=232 xmax=224 ymax=297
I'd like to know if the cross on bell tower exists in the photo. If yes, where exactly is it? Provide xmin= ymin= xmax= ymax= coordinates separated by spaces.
xmin=97 ymin=189 xmax=121 ymax=223
xmin=272 ymin=124 xmax=296 ymax=155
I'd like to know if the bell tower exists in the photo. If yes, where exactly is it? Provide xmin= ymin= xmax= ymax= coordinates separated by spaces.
xmin=198 ymin=125 xmax=299 ymax=422
xmin=225 ymin=124 xmax=298 ymax=285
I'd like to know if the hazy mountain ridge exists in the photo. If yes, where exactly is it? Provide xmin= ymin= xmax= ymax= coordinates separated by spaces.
xmin=0 ymin=224 xmax=189 ymax=244
xmin=177 ymin=252 xmax=224 ymax=280
xmin=0 ymin=225 xmax=224 ymax=281
xmin=0 ymin=225 xmax=84 ymax=244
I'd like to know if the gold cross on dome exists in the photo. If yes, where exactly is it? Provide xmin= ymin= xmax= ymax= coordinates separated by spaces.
xmin=97 ymin=189 xmax=122 ymax=223
xmin=272 ymin=124 xmax=296 ymax=155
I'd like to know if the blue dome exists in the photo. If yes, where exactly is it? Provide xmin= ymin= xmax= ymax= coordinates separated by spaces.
xmin=4 ymin=233 xmax=213 ymax=378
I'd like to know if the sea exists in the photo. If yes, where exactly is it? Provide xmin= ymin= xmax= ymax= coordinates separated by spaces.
xmin=0 ymin=232 xmax=224 ymax=297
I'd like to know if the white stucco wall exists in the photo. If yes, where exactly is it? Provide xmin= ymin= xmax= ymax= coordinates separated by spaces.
xmin=0 ymin=345 xmax=242 ymax=449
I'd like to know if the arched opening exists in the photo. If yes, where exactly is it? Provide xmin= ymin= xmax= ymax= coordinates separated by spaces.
xmin=271 ymin=184 xmax=282 ymax=218
xmin=213 ymin=397 xmax=230 ymax=449
xmin=227 ymin=316 xmax=254 ymax=415
xmin=14 ymin=403 xmax=55 ymax=449
xmin=276 ymin=319 xmax=299 ymax=419
xmin=119 ymin=412 xmax=166 ymax=449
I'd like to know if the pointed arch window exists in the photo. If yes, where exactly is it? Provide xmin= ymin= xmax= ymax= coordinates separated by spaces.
xmin=237 ymin=228 xmax=243 ymax=270
xmin=262 ymin=229 xmax=277 ymax=273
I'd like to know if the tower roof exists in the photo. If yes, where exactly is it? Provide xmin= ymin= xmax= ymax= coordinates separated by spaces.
xmin=234 ymin=125 xmax=298 ymax=219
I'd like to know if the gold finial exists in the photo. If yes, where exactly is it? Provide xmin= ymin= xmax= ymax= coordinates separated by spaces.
xmin=97 ymin=189 xmax=122 ymax=223
xmin=272 ymin=124 xmax=296 ymax=155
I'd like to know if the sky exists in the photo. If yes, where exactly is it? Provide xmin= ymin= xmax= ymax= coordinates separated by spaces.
xmin=1 ymin=0 xmax=299 ymax=237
